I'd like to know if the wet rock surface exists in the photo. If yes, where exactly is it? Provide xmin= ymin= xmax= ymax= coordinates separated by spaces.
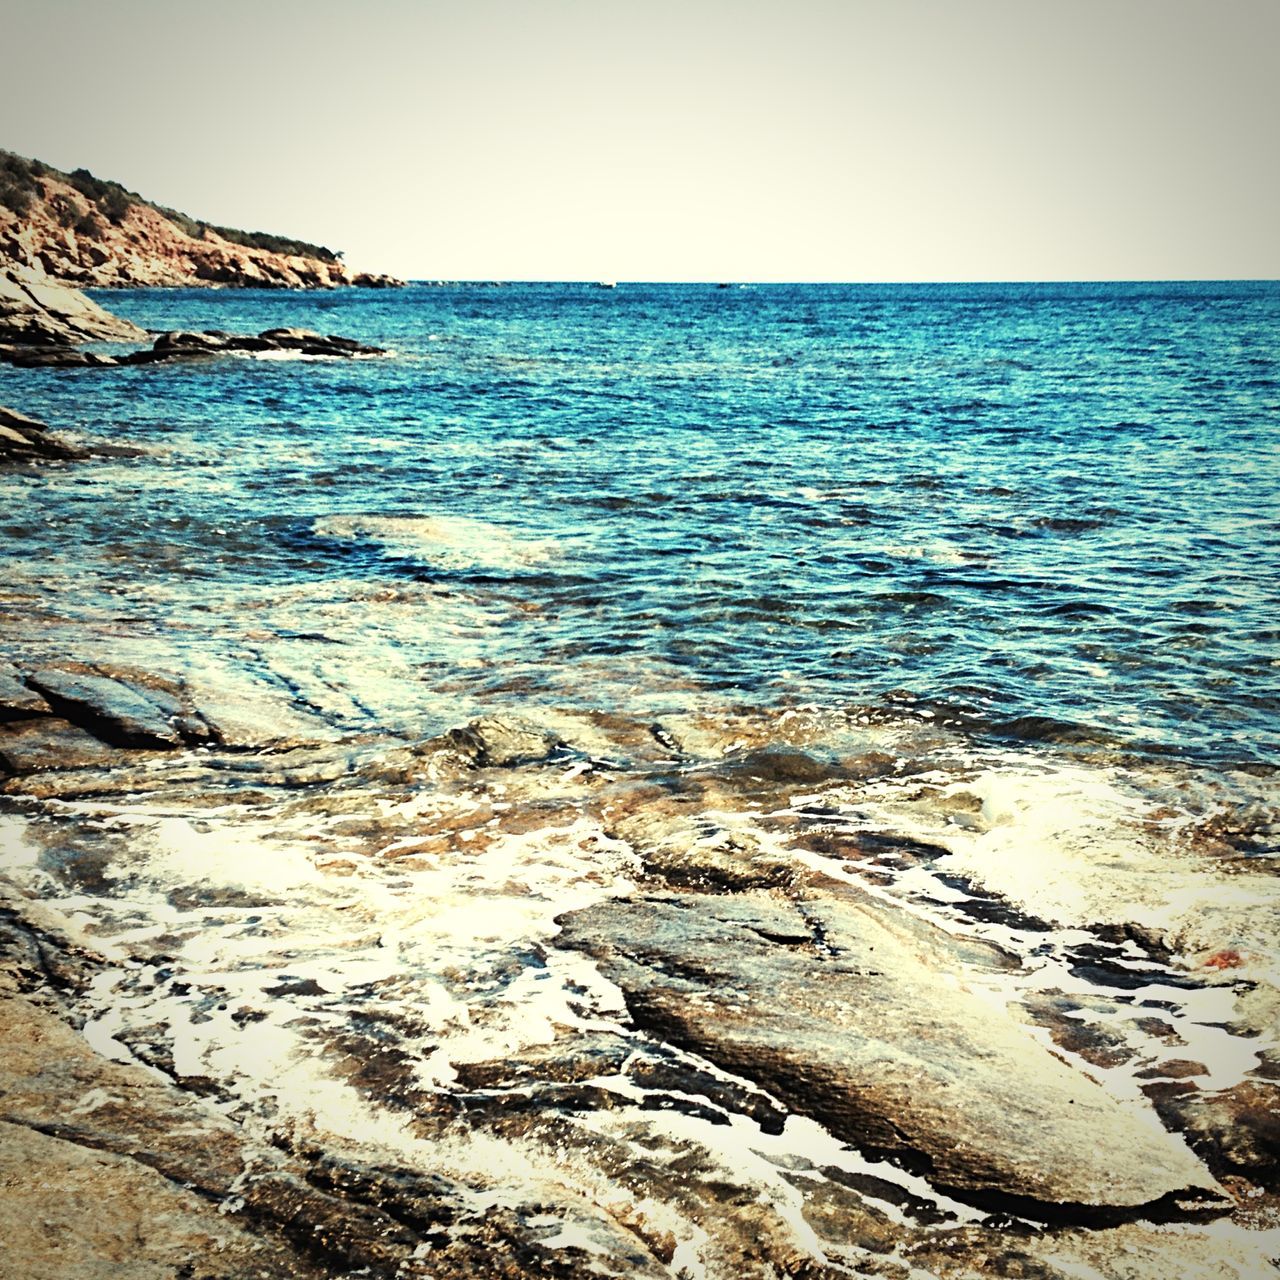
xmin=0 ymin=696 xmax=1278 ymax=1277
xmin=3 ymin=324 xmax=388 ymax=368
xmin=0 ymin=403 xmax=89 ymax=462
xmin=26 ymin=668 xmax=207 ymax=749
xmin=556 ymin=889 xmax=1226 ymax=1221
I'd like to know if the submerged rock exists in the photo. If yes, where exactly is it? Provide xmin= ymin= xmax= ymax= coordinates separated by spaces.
xmin=442 ymin=715 xmax=565 ymax=768
xmin=556 ymin=888 xmax=1227 ymax=1221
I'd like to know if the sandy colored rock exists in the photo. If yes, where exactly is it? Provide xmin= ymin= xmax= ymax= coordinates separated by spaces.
xmin=0 ymin=664 xmax=50 ymax=719
xmin=0 ymin=1119 xmax=324 ymax=1280
xmin=0 ymin=160 xmax=402 ymax=290
xmin=557 ymin=888 xmax=1226 ymax=1220
xmin=443 ymin=715 xmax=565 ymax=767
xmin=0 ymin=263 xmax=144 ymax=345
xmin=0 ymin=717 xmax=126 ymax=774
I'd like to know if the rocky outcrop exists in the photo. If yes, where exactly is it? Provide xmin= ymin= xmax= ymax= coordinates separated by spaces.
xmin=0 ymin=263 xmax=144 ymax=346
xmin=0 ymin=692 xmax=1276 ymax=1277
xmin=0 ymin=257 xmax=387 ymax=369
xmin=0 ymin=403 xmax=147 ymax=464
xmin=0 ymin=154 xmax=402 ymax=290
xmin=3 ymin=325 xmax=388 ymax=368
xmin=0 ymin=404 xmax=88 ymax=463
xmin=24 ymin=668 xmax=219 ymax=750
xmin=556 ymin=888 xmax=1228 ymax=1222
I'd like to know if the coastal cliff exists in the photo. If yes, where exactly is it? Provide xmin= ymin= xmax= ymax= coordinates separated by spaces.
xmin=0 ymin=149 xmax=402 ymax=289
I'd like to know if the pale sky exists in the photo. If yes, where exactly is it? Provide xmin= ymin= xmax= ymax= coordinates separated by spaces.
xmin=2 ymin=0 xmax=1277 ymax=281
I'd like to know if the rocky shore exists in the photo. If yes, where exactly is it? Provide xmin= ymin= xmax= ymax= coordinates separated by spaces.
xmin=1 ymin=263 xmax=386 ymax=371
xmin=1 ymin=252 xmax=1276 ymax=1277
xmin=1 ymin=635 xmax=1277 ymax=1277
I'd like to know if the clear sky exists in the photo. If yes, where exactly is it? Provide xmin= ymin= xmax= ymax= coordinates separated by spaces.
xmin=2 ymin=0 xmax=1277 ymax=281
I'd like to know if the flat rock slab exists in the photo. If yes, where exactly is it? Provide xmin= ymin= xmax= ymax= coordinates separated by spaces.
xmin=0 ymin=717 xmax=125 ymax=774
xmin=26 ymin=669 xmax=186 ymax=748
xmin=556 ymin=889 xmax=1226 ymax=1221
xmin=0 ymin=665 xmax=50 ymax=720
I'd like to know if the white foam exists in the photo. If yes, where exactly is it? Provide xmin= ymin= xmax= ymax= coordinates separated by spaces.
xmin=314 ymin=513 xmax=559 ymax=571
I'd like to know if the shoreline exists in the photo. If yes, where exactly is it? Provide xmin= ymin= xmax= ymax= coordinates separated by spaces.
xmin=1 ymin=280 xmax=1277 ymax=1279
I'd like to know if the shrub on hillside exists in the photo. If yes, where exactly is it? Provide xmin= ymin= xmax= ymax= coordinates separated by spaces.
xmin=69 ymin=167 xmax=135 ymax=224
xmin=0 ymin=150 xmax=38 ymax=215
xmin=0 ymin=177 xmax=31 ymax=216
xmin=50 ymin=193 xmax=80 ymax=228
xmin=0 ymin=148 xmax=348 ymax=264
xmin=208 ymin=223 xmax=340 ymax=262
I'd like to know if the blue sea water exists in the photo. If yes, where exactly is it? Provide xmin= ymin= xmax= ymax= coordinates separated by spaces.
xmin=4 ymin=280 xmax=1279 ymax=765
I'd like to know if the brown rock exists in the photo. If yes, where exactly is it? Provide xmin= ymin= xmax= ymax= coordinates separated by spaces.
xmin=556 ymin=890 xmax=1227 ymax=1220
xmin=0 ymin=718 xmax=125 ymax=774
xmin=0 ymin=666 xmax=50 ymax=721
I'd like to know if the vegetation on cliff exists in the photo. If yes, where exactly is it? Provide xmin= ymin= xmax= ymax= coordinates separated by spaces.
xmin=1 ymin=149 xmax=339 ymax=261
xmin=0 ymin=148 xmax=399 ymax=288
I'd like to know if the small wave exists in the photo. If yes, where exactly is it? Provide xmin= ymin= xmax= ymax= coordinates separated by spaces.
xmin=230 ymin=348 xmax=393 ymax=362
xmin=313 ymin=513 xmax=559 ymax=571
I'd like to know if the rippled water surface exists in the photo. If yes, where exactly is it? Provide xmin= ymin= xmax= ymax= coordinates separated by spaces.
xmin=5 ymin=282 xmax=1280 ymax=1279
xmin=6 ymin=280 xmax=1279 ymax=762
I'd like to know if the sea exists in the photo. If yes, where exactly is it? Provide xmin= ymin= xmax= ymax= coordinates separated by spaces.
xmin=6 ymin=280 xmax=1278 ymax=762
xmin=2 ymin=281 xmax=1279 ymax=1275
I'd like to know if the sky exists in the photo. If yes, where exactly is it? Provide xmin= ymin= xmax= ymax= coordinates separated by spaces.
xmin=2 ymin=0 xmax=1277 ymax=281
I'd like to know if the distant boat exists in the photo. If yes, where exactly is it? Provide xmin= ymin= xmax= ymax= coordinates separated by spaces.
xmin=596 ymin=280 xmax=616 ymax=289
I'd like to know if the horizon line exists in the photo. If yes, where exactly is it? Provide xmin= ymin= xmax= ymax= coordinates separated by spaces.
xmin=398 ymin=276 xmax=1280 ymax=286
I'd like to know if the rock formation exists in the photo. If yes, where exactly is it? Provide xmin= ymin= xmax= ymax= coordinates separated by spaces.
xmin=0 ymin=149 xmax=402 ymax=289
xmin=0 ymin=262 xmax=144 ymax=346
xmin=2 ymin=320 xmax=387 ymax=369
xmin=0 ymin=404 xmax=86 ymax=463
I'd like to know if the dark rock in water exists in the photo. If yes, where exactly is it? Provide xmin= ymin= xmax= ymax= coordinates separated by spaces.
xmin=443 ymin=716 xmax=564 ymax=768
xmin=24 ymin=668 xmax=217 ymax=750
xmin=260 ymin=326 xmax=324 ymax=344
xmin=153 ymin=329 xmax=231 ymax=352
xmin=555 ymin=889 xmax=1226 ymax=1221
xmin=117 ymin=327 xmax=386 ymax=366
xmin=0 ymin=405 xmax=50 ymax=436
xmin=0 ymin=404 xmax=90 ymax=462
xmin=1 ymin=301 xmax=385 ymax=367
xmin=1 ymin=346 xmax=121 ymax=368
xmin=0 ymin=405 xmax=142 ymax=462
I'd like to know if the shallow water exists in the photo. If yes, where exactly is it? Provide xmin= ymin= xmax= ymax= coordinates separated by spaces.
xmin=5 ymin=280 xmax=1279 ymax=759
xmin=2 ymin=282 xmax=1279 ymax=1278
